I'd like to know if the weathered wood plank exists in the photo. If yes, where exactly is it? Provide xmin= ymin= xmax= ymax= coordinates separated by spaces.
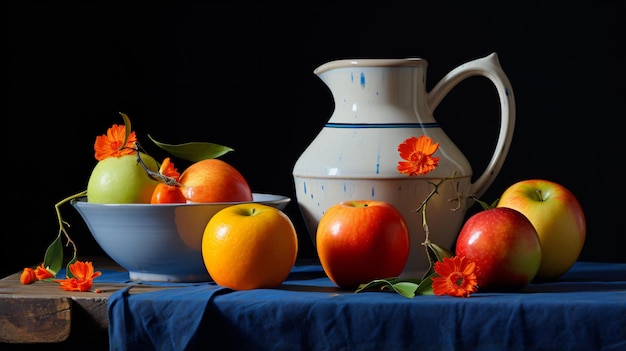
xmin=0 ymin=257 xmax=168 ymax=344
xmin=0 ymin=297 xmax=72 ymax=343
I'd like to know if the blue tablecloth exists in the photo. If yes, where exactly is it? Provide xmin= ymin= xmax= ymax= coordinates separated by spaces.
xmin=105 ymin=262 xmax=626 ymax=351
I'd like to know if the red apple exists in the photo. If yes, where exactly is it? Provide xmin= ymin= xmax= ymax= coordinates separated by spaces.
xmin=455 ymin=207 xmax=542 ymax=291
xmin=496 ymin=179 xmax=586 ymax=279
xmin=316 ymin=200 xmax=410 ymax=289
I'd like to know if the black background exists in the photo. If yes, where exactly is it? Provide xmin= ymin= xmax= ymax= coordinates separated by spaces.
xmin=7 ymin=1 xmax=625 ymax=278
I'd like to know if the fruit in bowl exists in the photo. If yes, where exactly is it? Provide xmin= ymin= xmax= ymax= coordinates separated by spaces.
xmin=179 ymin=159 xmax=253 ymax=203
xmin=87 ymin=152 xmax=161 ymax=204
xmin=150 ymin=158 xmax=254 ymax=204
xmin=75 ymin=116 xmax=268 ymax=282
xmin=27 ymin=113 xmax=289 ymax=286
xmin=71 ymin=193 xmax=290 ymax=282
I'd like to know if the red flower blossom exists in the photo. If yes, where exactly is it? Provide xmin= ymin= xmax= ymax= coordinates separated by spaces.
xmin=397 ymin=135 xmax=440 ymax=176
xmin=35 ymin=264 xmax=55 ymax=280
xmin=432 ymin=256 xmax=479 ymax=297
xmin=20 ymin=267 xmax=37 ymax=285
xmin=159 ymin=157 xmax=181 ymax=181
xmin=54 ymin=261 xmax=102 ymax=292
xmin=94 ymin=124 xmax=138 ymax=161
xmin=20 ymin=264 xmax=55 ymax=285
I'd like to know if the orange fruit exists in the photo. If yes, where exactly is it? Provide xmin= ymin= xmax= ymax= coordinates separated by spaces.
xmin=150 ymin=183 xmax=187 ymax=204
xmin=150 ymin=157 xmax=187 ymax=204
xmin=179 ymin=159 xmax=253 ymax=203
xmin=202 ymin=203 xmax=298 ymax=290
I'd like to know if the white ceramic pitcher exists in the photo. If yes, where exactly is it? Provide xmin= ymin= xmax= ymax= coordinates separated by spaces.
xmin=293 ymin=52 xmax=515 ymax=277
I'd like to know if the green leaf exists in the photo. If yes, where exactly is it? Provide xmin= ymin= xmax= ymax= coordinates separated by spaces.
xmin=148 ymin=134 xmax=234 ymax=162
xmin=43 ymin=233 xmax=64 ymax=276
xmin=414 ymin=273 xmax=436 ymax=295
xmin=356 ymin=278 xmax=422 ymax=298
xmin=119 ymin=112 xmax=132 ymax=150
xmin=356 ymin=278 xmax=393 ymax=292
xmin=423 ymin=241 xmax=454 ymax=280
xmin=426 ymin=242 xmax=454 ymax=262
xmin=471 ymin=196 xmax=499 ymax=210
xmin=389 ymin=281 xmax=419 ymax=298
xmin=65 ymin=251 xmax=78 ymax=278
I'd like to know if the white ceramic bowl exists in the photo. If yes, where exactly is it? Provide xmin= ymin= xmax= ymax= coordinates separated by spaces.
xmin=71 ymin=193 xmax=290 ymax=282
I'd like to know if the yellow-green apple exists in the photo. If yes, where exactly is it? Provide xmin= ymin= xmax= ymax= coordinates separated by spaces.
xmin=87 ymin=152 xmax=159 ymax=203
xmin=179 ymin=159 xmax=253 ymax=203
xmin=202 ymin=203 xmax=298 ymax=290
xmin=315 ymin=200 xmax=410 ymax=289
xmin=455 ymin=207 xmax=542 ymax=291
xmin=496 ymin=179 xmax=586 ymax=279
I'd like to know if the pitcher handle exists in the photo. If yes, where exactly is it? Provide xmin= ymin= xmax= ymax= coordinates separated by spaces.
xmin=427 ymin=52 xmax=515 ymax=199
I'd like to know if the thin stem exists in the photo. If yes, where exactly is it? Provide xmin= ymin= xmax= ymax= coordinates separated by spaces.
xmin=414 ymin=171 xmax=457 ymax=213
xmin=417 ymin=172 xmax=458 ymax=255
xmin=53 ymin=190 xmax=87 ymax=261
xmin=421 ymin=202 xmax=430 ymax=243
xmin=421 ymin=201 xmax=431 ymax=261
xmin=55 ymin=191 xmax=87 ymax=230
xmin=134 ymin=145 xmax=180 ymax=186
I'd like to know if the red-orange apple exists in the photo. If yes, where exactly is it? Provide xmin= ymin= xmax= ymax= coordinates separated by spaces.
xmin=316 ymin=200 xmax=410 ymax=289
xmin=455 ymin=207 xmax=542 ymax=291
xmin=496 ymin=179 xmax=586 ymax=279
xmin=179 ymin=159 xmax=253 ymax=203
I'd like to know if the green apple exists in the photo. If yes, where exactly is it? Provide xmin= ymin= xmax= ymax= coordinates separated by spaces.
xmin=87 ymin=152 xmax=160 ymax=204
xmin=496 ymin=179 xmax=586 ymax=279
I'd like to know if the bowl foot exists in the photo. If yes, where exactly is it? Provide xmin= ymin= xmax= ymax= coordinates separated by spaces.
xmin=128 ymin=271 xmax=212 ymax=283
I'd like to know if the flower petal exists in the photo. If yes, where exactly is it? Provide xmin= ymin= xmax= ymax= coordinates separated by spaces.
xmin=35 ymin=264 xmax=55 ymax=280
xmin=20 ymin=268 xmax=37 ymax=285
xmin=94 ymin=124 xmax=138 ymax=160
xmin=432 ymin=256 xmax=479 ymax=297
xmin=397 ymin=135 xmax=440 ymax=176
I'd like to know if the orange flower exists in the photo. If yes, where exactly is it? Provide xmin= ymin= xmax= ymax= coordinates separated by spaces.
xmin=20 ymin=268 xmax=37 ymax=284
xmin=397 ymin=135 xmax=440 ymax=176
xmin=20 ymin=264 xmax=55 ymax=285
xmin=54 ymin=261 xmax=102 ymax=292
xmin=432 ymin=256 xmax=479 ymax=298
xmin=159 ymin=157 xmax=181 ymax=181
xmin=35 ymin=264 xmax=55 ymax=280
xmin=94 ymin=124 xmax=138 ymax=161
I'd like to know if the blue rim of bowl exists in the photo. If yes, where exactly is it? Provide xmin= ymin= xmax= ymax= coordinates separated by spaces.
xmin=71 ymin=193 xmax=291 ymax=207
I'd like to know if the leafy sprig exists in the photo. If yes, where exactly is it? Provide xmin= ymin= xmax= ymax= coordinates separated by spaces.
xmin=356 ymin=135 xmax=480 ymax=298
